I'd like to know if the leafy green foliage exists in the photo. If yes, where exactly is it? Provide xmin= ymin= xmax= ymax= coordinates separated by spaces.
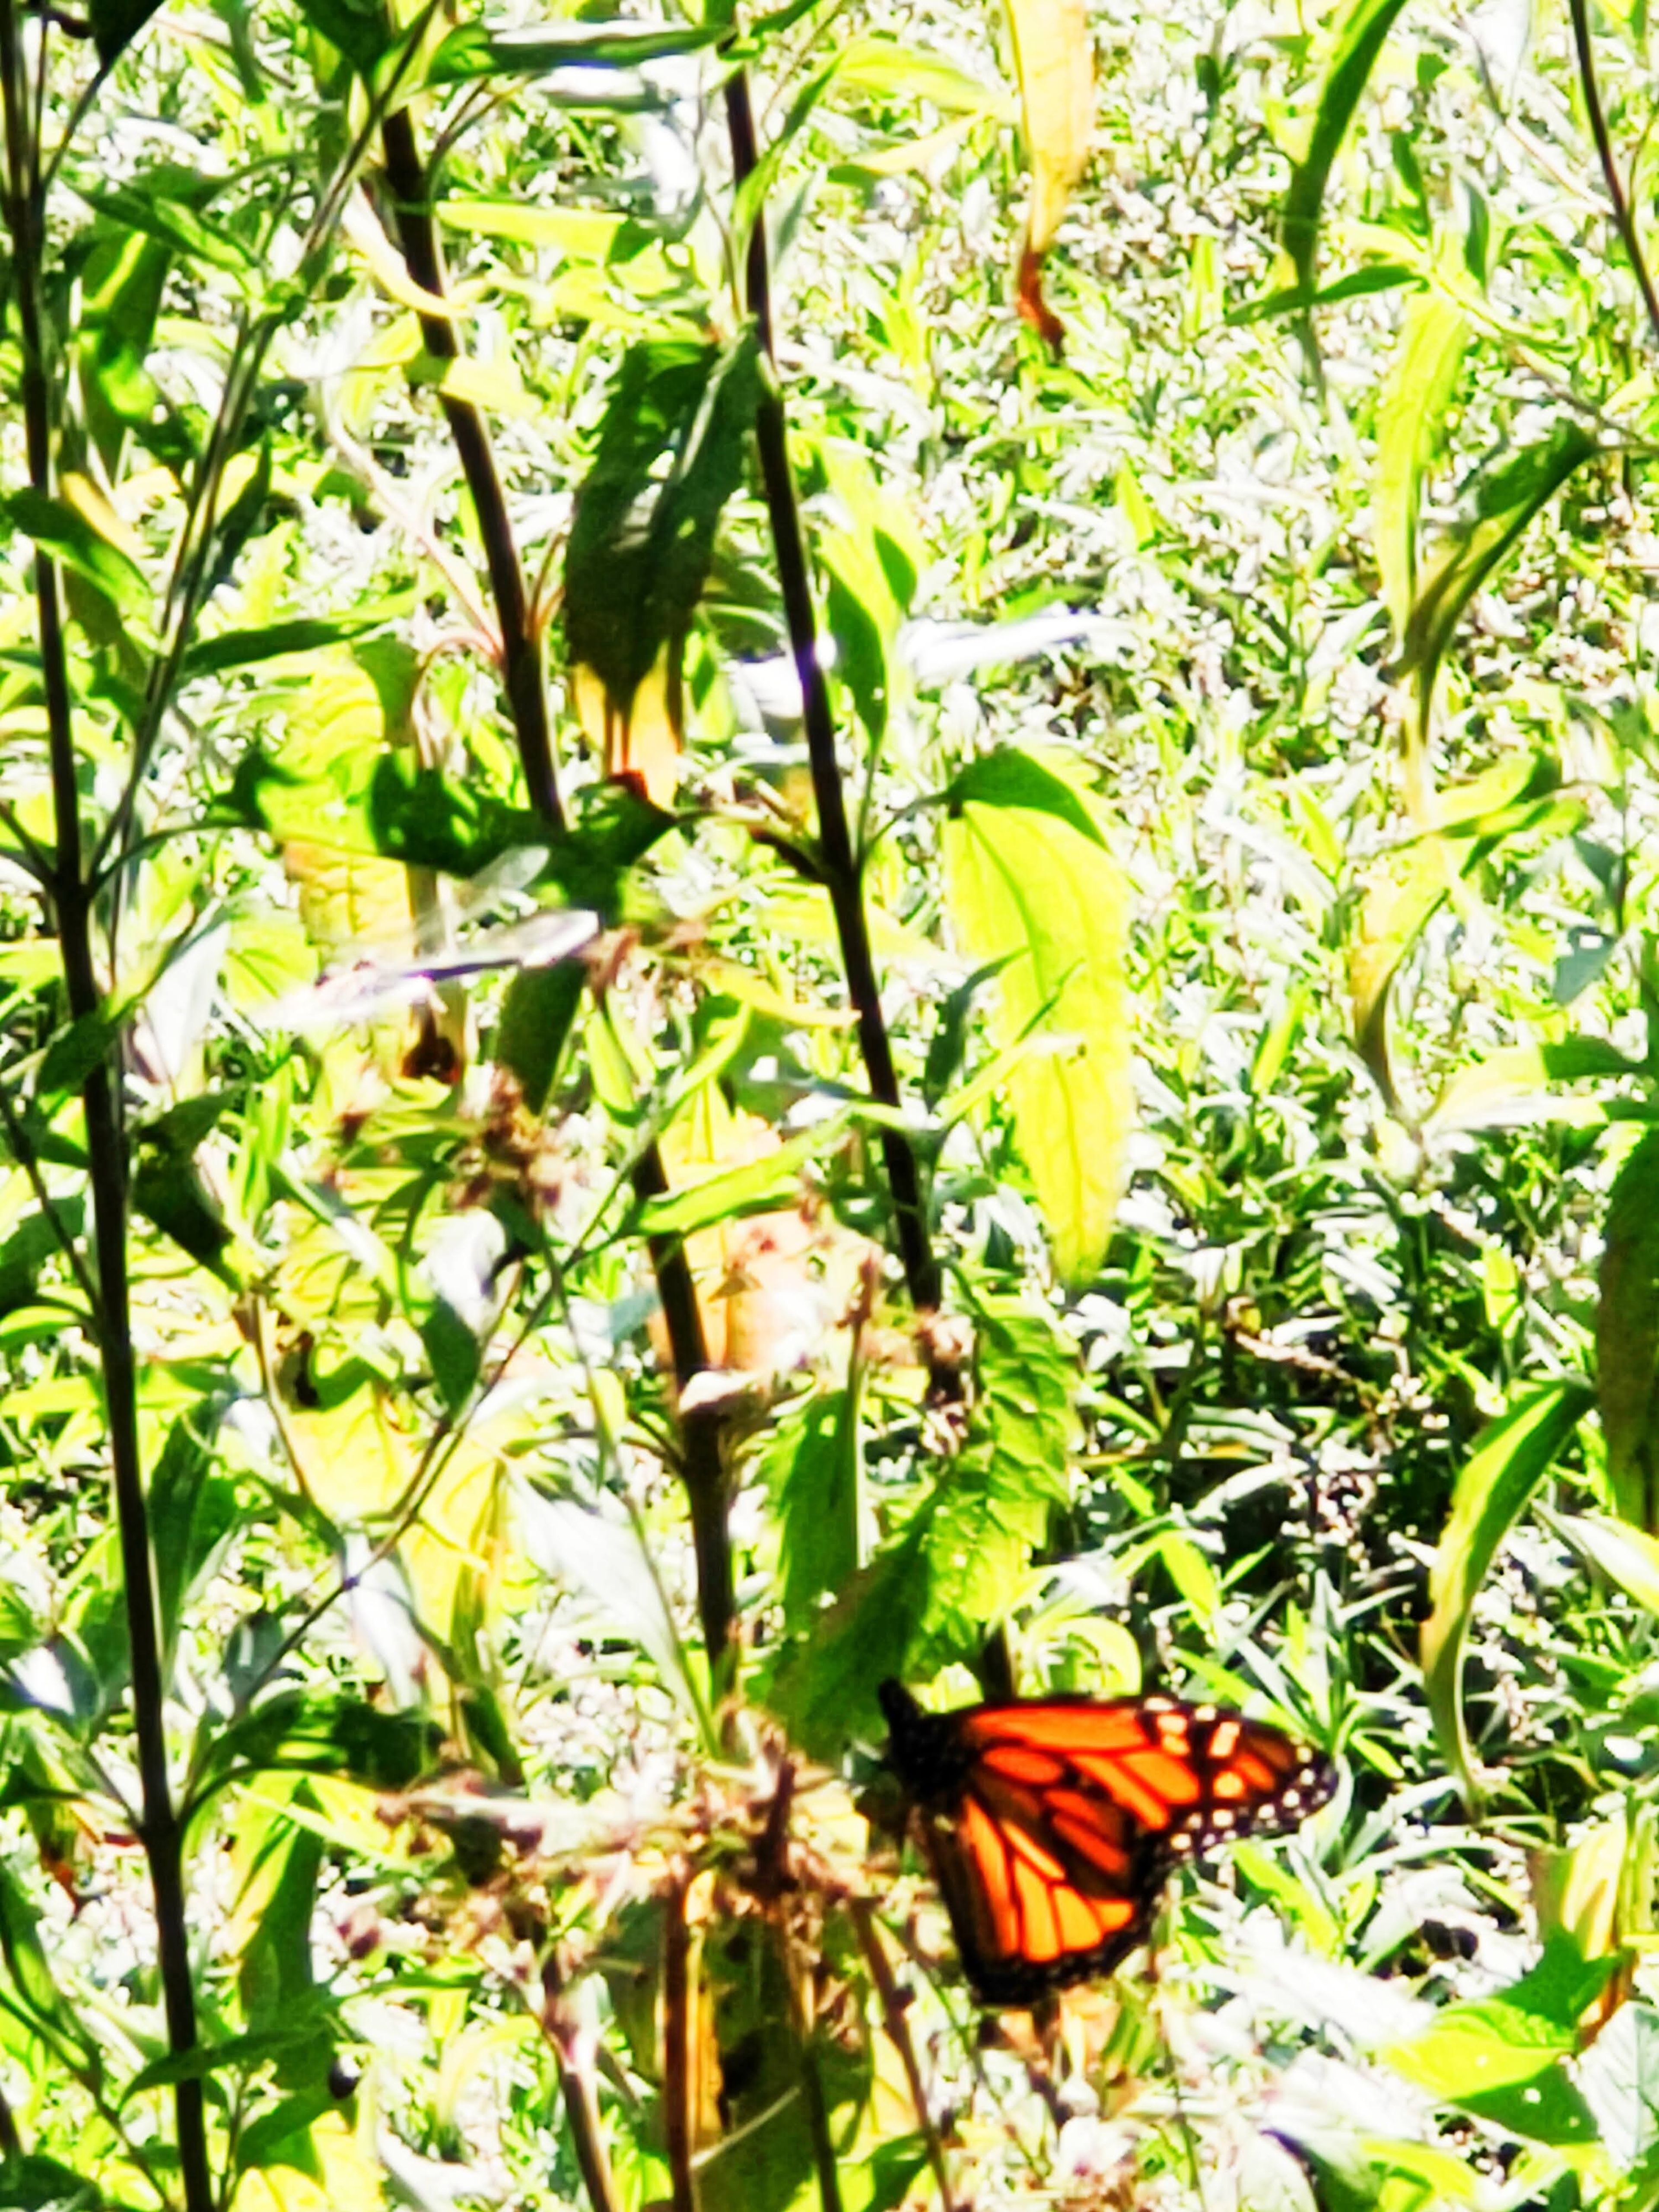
xmin=3 ymin=0 xmax=1659 ymax=2204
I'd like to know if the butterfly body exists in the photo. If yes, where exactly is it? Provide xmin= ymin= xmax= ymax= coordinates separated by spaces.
xmin=879 ymin=1679 xmax=1335 ymax=2006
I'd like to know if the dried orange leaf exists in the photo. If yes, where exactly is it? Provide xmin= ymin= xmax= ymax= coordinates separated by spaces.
xmin=1007 ymin=0 xmax=1094 ymax=350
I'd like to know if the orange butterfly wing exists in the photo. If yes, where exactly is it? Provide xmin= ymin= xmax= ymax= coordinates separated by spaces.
xmin=880 ymin=1681 xmax=1334 ymax=2006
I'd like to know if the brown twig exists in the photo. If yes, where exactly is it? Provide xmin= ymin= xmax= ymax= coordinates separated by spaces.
xmin=722 ymin=67 xmax=940 ymax=1317
xmin=849 ymin=1901 xmax=957 ymax=2212
xmin=540 ymin=1959 xmax=624 ymax=2212
xmin=633 ymin=1144 xmax=734 ymax=1672
xmin=1568 ymin=0 xmax=1659 ymax=349
xmin=379 ymin=104 xmax=563 ymax=830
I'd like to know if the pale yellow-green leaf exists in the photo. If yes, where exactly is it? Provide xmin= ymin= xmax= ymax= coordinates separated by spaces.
xmin=835 ymin=34 xmax=1013 ymax=118
xmin=1528 ymin=1807 xmax=1630 ymax=1970
xmin=1552 ymin=1510 xmax=1659 ymax=1616
xmin=232 ymin=2113 xmax=380 ymax=2212
xmin=1375 ymin=285 xmax=1467 ymax=640
xmin=1349 ymin=831 xmax=1458 ymax=1100
xmin=0 ymin=939 xmax=61 ymax=987
xmin=425 ymin=353 xmax=534 ymax=419
xmin=1421 ymin=1381 xmax=1590 ymax=1803
xmin=404 ymin=1436 xmax=505 ymax=1637
xmin=944 ymin=792 xmax=1132 ymax=1284
xmin=435 ymin=2016 xmax=537 ymax=2129
xmin=1007 ymin=0 xmax=1093 ymax=257
xmin=286 ymin=1379 xmax=416 ymax=1524
xmin=341 ymin=188 xmax=470 ymax=321
xmin=438 ymin=199 xmax=626 ymax=257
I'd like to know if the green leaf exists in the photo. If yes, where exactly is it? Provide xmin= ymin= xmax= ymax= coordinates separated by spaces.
xmin=1550 ymin=1511 xmax=1659 ymax=1616
xmin=565 ymin=335 xmax=762 ymax=742
xmin=420 ymin=1300 xmax=480 ymax=1416
xmin=427 ymin=18 xmax=717 ymax=83
xmin=1598 ymin=1131 xmax=1659 ymax=1529
xmin=88 ymin=0 xmax=162 ymax=63
xmin=235 ymin=1814 xmax=325 ymax=2039
xmin=0 ymin=2153 xmax=120 ymax=2210
xmin=0 ymin=1197 xmax=84 ymax=1320
xmin=1376 ymin=285 xmax=1468 ymax=641
xmin=75 ymin=184 xmax=256 ymax=275
xmin=182 ymin=620 xmax=377 ymax=680
xmin=197 ymin=1692 xmax=443 ymax=1803
xmin=147 ymin=1414 xmax=239 ymax=1671
xmin=762 ymin=1386 xmax=862 ymax=1634
xmin=1425 ymin=1036 xmax=1638 ymax=1137
xmin=635 ymin=1121 xmax=831 ymax=1241
xmin=229 ymin=750 xmax=668 ymax=916
xmin=3 ymin=488 xmax=147 ymax=620
xmin=1281 ymin=0 xmax=1412 ymax=296
xmin=0 ymin=1857 xmax=81 ymax=2041
xmin=291 ymin=0 xmax=390 ymax=70
xmin=1227 ymin=261 xmax=1419 ymax=324
xmin=126 ymin=2019 xmax=320 ymax=2098
xmin=1384 ymin=1937 xmax=1612 ymax=2142
xmin=78 ymin=226 xmax=170 ymax=475
xmin=36 ymin=1005 xmax=120 ymax=1101
xmin=944 ymin=750 xmax=1133 ymax=1285
xmin=769 ymin=1295 xmax=1077 ymax=1754
xmin=132 ymin=1152 xmax=237 ymax=1279
xmin=1348 ymin=755 xmax=1571 ymax=1107
xmin=1421 ymin=1380 xmax=1592 ymax=1805
xmin=1400 ymin=425 xmax=1600 ymax=699
xmin=495 ymin=961 xmax=585 ymax=1115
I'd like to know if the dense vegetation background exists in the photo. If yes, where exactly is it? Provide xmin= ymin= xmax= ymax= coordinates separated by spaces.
xmin=4 ymin=0 xmax=1659 ymax=2202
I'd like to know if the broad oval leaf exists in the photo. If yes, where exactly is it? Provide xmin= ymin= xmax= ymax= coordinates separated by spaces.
xmin=944 ymin=751 xmax=1132 ymax=1287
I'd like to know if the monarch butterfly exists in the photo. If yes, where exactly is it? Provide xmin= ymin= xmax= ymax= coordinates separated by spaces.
xmin=879 ymin=1678 xmax=1335 ymax=2005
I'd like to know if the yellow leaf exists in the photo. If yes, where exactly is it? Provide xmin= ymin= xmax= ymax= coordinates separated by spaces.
xmin=429 ymin=353 xmax=533 ymax=418
xmin=944 ymin=756 xmax=1133 ymax=1285
xmin=342 ymin=187 xmax=470 ymax=322
xmin=232 ymin=2113 xmax=381 ymax=2212
xmin=59 ymin=469 xmax=148 ymax=568
xmin=403 ymin=1435 xmax=505 ymax=1636
xmin=286 ymin=1382 xmax=417 ymax=1523
xmin=1006 ymin=0 xmax=1094 ymax=348
xmin=572 ymin=652 xmax=681 ymax=809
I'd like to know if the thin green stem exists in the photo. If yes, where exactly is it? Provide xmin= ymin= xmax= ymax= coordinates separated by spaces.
xmin=0 ymin=10 xmax=211 ymax=2209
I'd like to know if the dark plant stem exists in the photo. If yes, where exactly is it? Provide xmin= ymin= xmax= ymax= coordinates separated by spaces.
xmin=376 ymin=97 xmax=735 ymax=1678
xmin=541 ymin=1963 xmax=623 ymax=2212
xmin=0 ymin=10 xmax=212 ymax=2210
xmin=379 ymin=105 xmax=563 ymax=830
xmin=723 ymin=68 xmax=940 ymax=1316
xmin=850 ymin=1901 xmax=956 ymax=2212
xmin=634 ymin=1146 xmax=734 ymax=1670
xmin=1569 ymin=0 xmax=1659 ymax=348
xmin=662 ymin=1873 xmax=696 ymax=2212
